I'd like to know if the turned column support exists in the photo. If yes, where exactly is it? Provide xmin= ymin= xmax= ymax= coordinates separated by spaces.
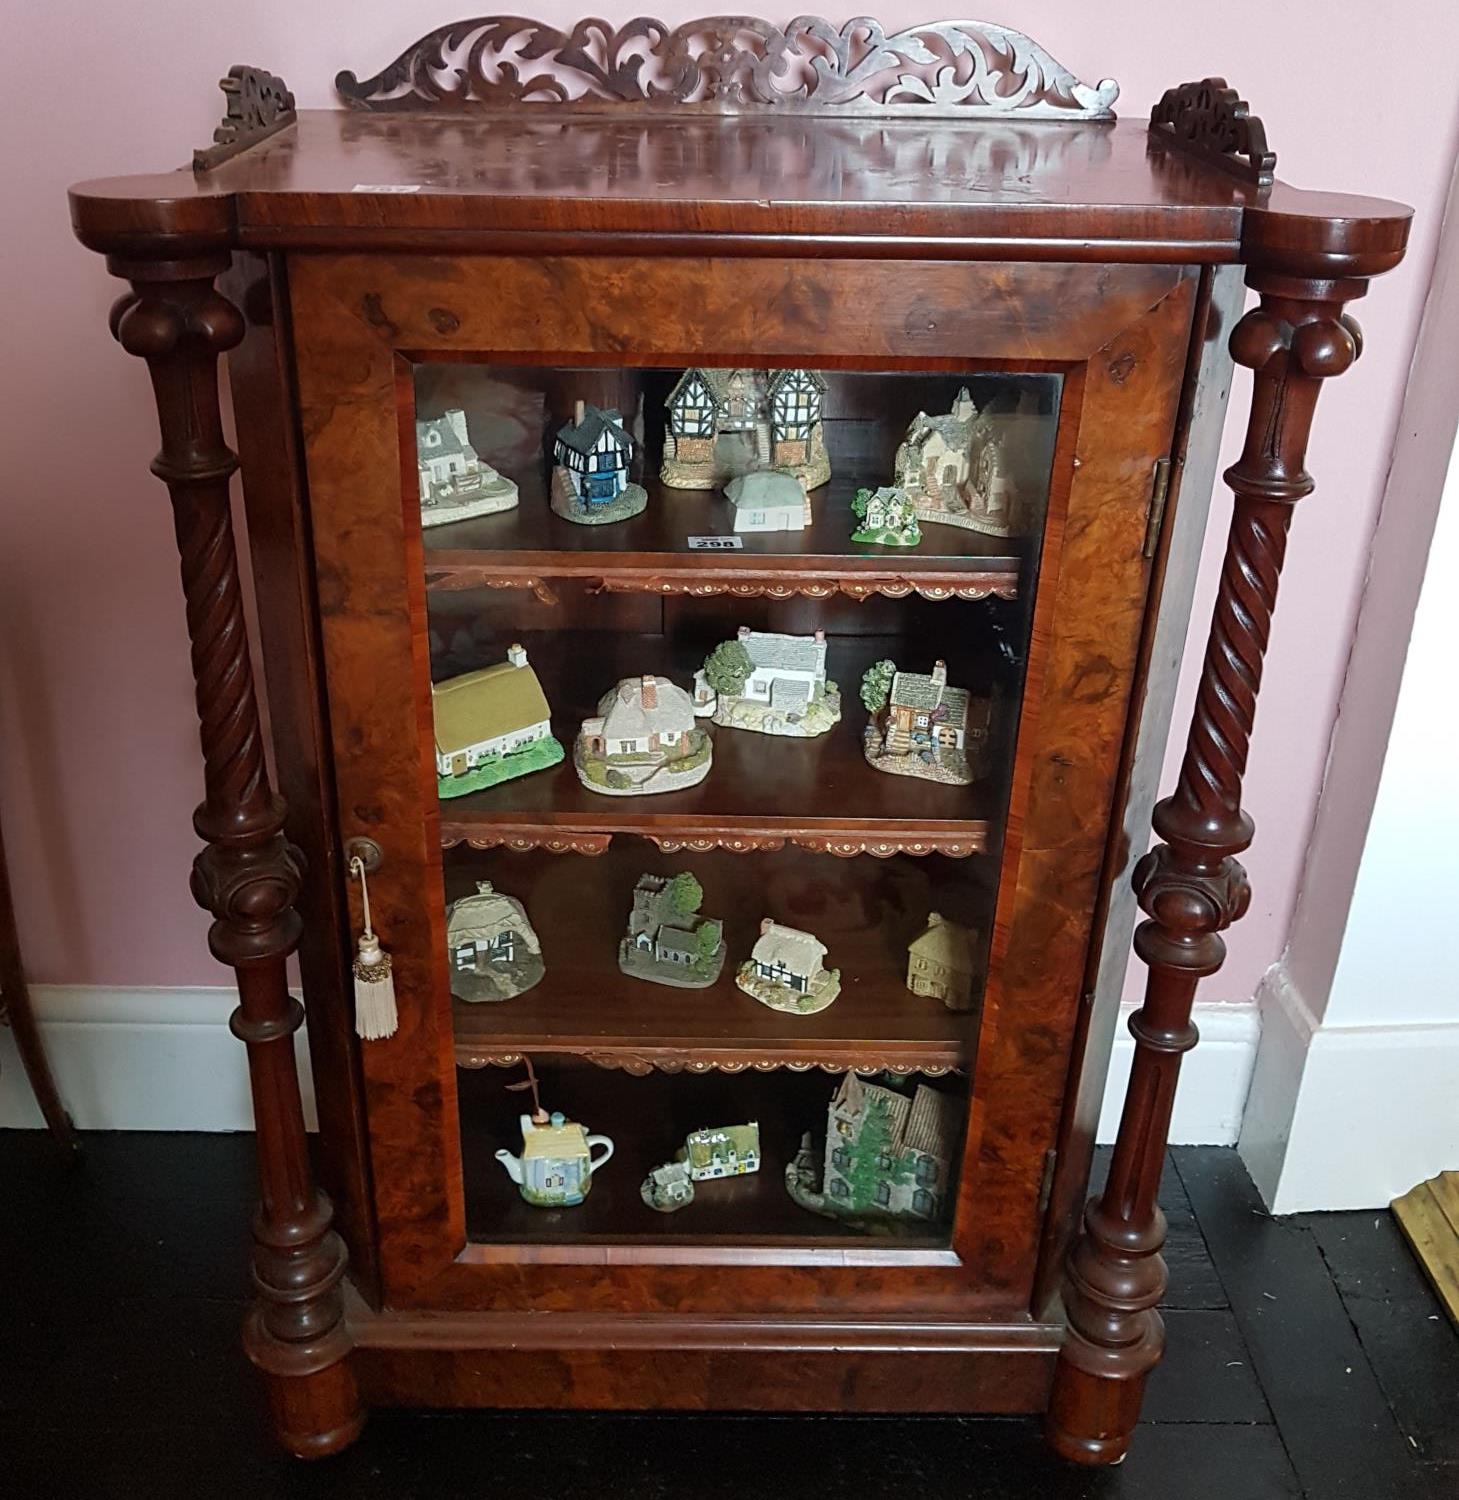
xmin=1046 ymin=268 xmax=1368 ymax=1465
xmin=108 ymin=253 xmax=363 ymax=1459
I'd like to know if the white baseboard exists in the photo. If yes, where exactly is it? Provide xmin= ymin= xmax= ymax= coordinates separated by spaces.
xmin=1097 ymin=1000 xmax=1261 ymax=1146
xmin=0 ymin=986 xmax=316 ymax=1132
xmin=1240 ymin=963 xmax=1459 ymax=1213
xmin=3 ymin=986 xmax=1258 ymax=1146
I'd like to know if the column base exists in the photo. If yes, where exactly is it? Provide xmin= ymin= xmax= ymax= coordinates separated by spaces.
xmin=1044 ymin=1358 xmax=1149 ymax=1466
xmin=263 ymin=1358 xmax=366 ymax=1460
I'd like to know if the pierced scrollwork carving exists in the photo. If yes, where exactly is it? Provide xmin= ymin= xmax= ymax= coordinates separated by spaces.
xmin=337 ymin=17 xmax=1119 ymax=119
xmin=1149 ymin=77 xmax=1275 ymax=188
xmin=193 ymin=65 xmax=297 ymax=172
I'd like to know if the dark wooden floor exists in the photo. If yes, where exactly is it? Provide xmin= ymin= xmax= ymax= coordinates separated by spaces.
xmin=2 ymin=1134 xmax=1455 ymax=1499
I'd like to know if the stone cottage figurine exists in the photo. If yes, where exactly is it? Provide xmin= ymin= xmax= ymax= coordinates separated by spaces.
xmin=693 ymin=627 xmax=841 ymax=738
xmin=850 ymin=485 xmax=921 ymax=548
xmin=618 ymin=872 xmax=726 ymax=988
xmin=893 ymin=387 xmax=1017 ymax=536
xmin=736 ymin=919 xmax=841 ymax=1014
xmin=662 ymin=367 xmax=830 ymax=491
xmin=906 ymin=912 xmax=978 ymax=1012
xmin=432 ymin=644 xmax=564 ymax=798
xmin=551 ymin=400 xmax=647 ymax=524
xmin=574 ymin=674 xmax=713 ymax=795
xmin=786 ymin=1072 xmax=957 ymax=1224
xmin=859 ymin=658 xmax=989 ymax=787
xmin=641 ymin=1158 xmax=695 ymax=1213
xmin=415 ymin=408 xmax=519 ymax=527
xmin=445 ymin=881 xmax=544 ymax=1003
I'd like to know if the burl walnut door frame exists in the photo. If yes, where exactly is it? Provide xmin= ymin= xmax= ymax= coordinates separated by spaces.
xmin=288 ymin=253 xmax=1196 ymax=1316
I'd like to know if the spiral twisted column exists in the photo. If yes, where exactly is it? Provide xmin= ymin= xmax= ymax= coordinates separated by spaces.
xmin=109 ymin=256 xmax=362 ymax=1458
xmin=1047 ymin=273 xmax=1365 ymax=1465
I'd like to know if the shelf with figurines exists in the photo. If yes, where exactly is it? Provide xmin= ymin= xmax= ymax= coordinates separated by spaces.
xmin=445 ymin=841 xmax=991 ymax=1077
xmin=424 ymin=600 xmax=1023 ymax=858
xmin=412 ymin=363 xmax=1059 ymax=601
xmin=456 ymin=1055 xmax=968 ymax=1251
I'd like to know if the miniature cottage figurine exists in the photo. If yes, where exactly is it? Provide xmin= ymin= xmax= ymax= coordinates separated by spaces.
xmin=415 ymin=408 xmax=519 ymax=527
xmin=906 ymin=912 xmax=978 ymax=1012
xmin=619 ymin=872 xmax=726 ymax=988
xmin=662 ymin=367 xmax=830 ymax=491
xmin=550 ymin=400 xmax=647 ymax=524
xmin=786 ymin=1072 xmax=958 ymax=1224
xmin=723 ymin=471 xmax=812 ymax=532
xmin=575 ymin=674 xmax=713 ymax=795
xmin=641 ymin=1158 xmax=695 ymax=1213
xmin=893 ymin=387 xmax=1017 ymax=536
xmin=685 ymin=1123 xmax=761 ymax=1179
xmin=737 ymin=919 xmax=841 ymax=1014
xmin=850 ymin=486 xmax=921 ymax=548
xmin=445 ymin=881 xmax=544 ymax=1003
xmin=859 ymin=658 xmax=990 ymax=786
xmin=693 ymin=627 xmax=841 ymax=738
xmin=432 ymin=644 xmax=564 ymax=798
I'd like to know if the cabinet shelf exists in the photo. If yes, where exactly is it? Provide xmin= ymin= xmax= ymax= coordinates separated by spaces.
xmin=434 ymin=631 xmax=1003 ymax=858
xmin=446 ymin=845 xmax=986 ymax=1076
xmin=423 ymin=472 xmax=1025 ymax=601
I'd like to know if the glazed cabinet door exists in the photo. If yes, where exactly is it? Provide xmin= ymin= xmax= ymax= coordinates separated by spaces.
xmin=287 ymin=253 xmax=1197 ymax=1318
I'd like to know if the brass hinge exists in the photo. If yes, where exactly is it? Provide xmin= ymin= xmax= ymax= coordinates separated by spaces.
xmin=1143 ymin=457 xmax=1173 ymax=558
xmin=1038 ymin=1147 xmax=1058 ymax=1216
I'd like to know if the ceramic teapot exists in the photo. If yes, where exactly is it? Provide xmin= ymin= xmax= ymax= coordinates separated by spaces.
xmin=495 ymin=1110 xmax=614 ymax=1208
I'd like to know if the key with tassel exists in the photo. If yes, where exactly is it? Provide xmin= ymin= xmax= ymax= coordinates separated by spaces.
xmin=348 ymin=854 xmax=397 ymax=1040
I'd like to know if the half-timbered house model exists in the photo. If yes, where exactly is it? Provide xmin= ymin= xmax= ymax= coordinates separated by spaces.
xmin=444 ymin=881 xmax=544 ymax=1003
xmin=618 ymin=873 xmax=726 ymax=988
xmin=431 ymin=645 xmax=563 ymax=797
xmin=415 ymin=408 xmax=519 ymax=526
xmin=787 ymin=1072 xmax=958 ymax=1224
xmin=693 ymin=626 xmax=841 ymax=737
xmin=736 ymin=919 xmax=841 ymax=1014
xmin=661 ymin=366 xmax=830 ymax=490
xmin=906 ymin=912 xmax=979 ymax=1012
xmin=893 ymin=387 xmax=1017 ymax=536
xmin=550 ymin=400 xmax=646 ymax=524
xmin=575 ymin=674 xmax=712 ymax=796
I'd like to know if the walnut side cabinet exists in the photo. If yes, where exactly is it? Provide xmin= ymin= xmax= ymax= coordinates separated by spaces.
xmin=69 ymin=21 xmax=1411 ymax=1466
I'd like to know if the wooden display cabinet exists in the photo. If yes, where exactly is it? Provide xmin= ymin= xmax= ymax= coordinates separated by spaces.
xmin=69 ymin=19 xmax=1410 ymax=1465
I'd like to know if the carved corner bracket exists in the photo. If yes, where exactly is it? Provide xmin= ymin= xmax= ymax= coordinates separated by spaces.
xmin=336 ymin=16 xmax=1118 ymax=119
xmin=194 ymin=65 xmax=297 ymax=172
xmin=1148 ymin=77 xmax=1274 ymax=188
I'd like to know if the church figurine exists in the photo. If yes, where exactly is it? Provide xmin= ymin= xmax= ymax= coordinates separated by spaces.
xmin=415 ymin=408 xmax=518 ymax=527
xmin=618 ymin=873 xmax=726 ymax=988
xmin=550 ymin=400 xmax=647 ymax=525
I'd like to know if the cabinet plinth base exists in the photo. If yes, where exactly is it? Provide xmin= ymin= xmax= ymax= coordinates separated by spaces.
xmin=261 ymin=1360 xmax=367 ymax=1461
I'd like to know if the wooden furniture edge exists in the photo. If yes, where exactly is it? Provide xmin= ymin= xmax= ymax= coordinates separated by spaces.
xmin=1044 ymin=228 xmax=1411 ymax=1464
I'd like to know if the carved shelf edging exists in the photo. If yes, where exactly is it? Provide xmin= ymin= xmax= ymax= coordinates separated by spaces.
xmin=1148 ymin=77 xmax=1274 ymax=188
xmin=194 ymin=65 xmax=297 ymax=171
xmin=793 ymin=834 xmax=986 ymax=858
xmin=650 ymin=834 xmax=788 ymax=854
xmin=454 ymin=1046 xmax=961 ymax=1077
xmin=440 ymin=831 xmax=613 ymax=855
xmin=596 ymin=575 xmax=1017 ymax=603
xmin=337 ymin=16 xmax=1119 ymax=120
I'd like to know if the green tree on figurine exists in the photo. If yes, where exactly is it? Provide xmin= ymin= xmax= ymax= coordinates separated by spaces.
xmin=851 ymin=487 xmax=872 ymax=521
xmin=703 ymin=638 xmax=753 ymax=696
xmin=694 ymin=918 xmax=723 ymax=974
xmin=861 ymin=659 xmax=897 ymax=715
xmin=665 ymin=872 xmax=704 ymax=918
xmin=842 ymin=1093 xmax=914 ymax=1213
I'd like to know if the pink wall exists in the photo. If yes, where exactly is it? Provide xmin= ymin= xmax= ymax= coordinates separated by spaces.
xmin=4 ymin=5 xmax=1456 ymax=990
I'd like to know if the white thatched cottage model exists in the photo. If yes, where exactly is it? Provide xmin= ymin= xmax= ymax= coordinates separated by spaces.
xmin=746 ymin=920 xmax=827 ymax=996
xmin=432 ymin=645 xmax=554 ymax=776
xmin=580 ymin=675 xmax=696 ymax=762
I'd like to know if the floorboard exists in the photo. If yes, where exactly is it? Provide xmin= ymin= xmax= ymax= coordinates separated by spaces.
xmin=2 ymin=1131 xmax=1452 ymax=1499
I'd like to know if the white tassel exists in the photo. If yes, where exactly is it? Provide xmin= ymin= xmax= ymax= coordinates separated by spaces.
xmin=349 ymin=856 xmax=397 ymax=1040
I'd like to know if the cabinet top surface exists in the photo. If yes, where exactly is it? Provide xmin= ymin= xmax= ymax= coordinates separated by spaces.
xmin=70 ymin=109 xmax=1410 ymax=273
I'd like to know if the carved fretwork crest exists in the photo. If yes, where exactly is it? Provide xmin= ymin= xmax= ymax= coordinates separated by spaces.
xmin=336 ymin=16 xmax=1119 ymax=119
xmin=1149 ymin=77 xmax=1275 ymax=187
xmin=194 ymin=65 xmax=297 ymax=171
